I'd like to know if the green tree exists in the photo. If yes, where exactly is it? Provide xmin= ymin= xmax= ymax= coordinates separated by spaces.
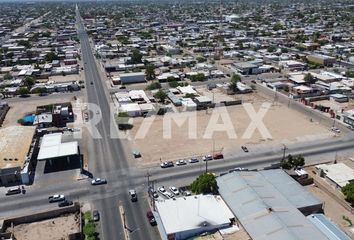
xmin=168 ymin=80 xmax=179 ymax=88
xmin=17 ymin=87 xmax=30 ymax=96
xmin=23 ymin=76 xmax=36 ymax=87
xmin=131 ymin=49 xmax=142 ymax=64
xmin=342 ymin=182 xmax=354 ymax=204
xmin=83 ymin=223 xmax=96 ymax=237
xmin=304 ymin=73 xmax=315 ymax=84
xmin=267 ymin=46 xmax=277 ymax=53
xmin=45 ymin=51 xmax=58 ymax=62
xmin=146 ymin=82 xmax=161 ymax=90
xmin=145 ymin=64 xmax=155 ymax=80
xmin=230 ymin=74 xmax=241 ymax=92
xmin=190 ymin=172 xmax=218 ymax=194
xmin=154 ymin=90 xmax=167 ymax=103
xmin=281 ymin=154 xmax=305 ymax=170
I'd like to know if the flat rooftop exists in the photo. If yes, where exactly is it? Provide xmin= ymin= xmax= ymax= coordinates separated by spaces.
xmin=316 ymin=163 xmax=354 ymax=188
xmin=0 ymin=126 xmax=36 ymax=169
xmin=155 ymin=195 xmax=233 ymax=235
xmin=37 ymin=133 xmax=78 ymax=161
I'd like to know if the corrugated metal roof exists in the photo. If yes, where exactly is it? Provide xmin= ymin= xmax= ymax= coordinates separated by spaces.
xmin=217 ymin=170 xmax=328 ymax=240
xmin=307 ymin=214 xmax=351 ymax=240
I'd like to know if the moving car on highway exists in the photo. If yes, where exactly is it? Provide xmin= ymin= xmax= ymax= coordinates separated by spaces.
xmin=5 ymin=187 xmax=21 ymax=196
xmin=91 ymin=178 xmax=107 ymax=185
xmin=58 ymin=200 xmax=73 ymax=207
xmin=129 ymin=189 xmax=138 ymax=202
xmin=48 ymin=194 xmax=65 ymax=203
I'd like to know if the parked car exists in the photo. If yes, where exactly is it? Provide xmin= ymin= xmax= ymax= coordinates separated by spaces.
xmin=202 ymin=155 xmax=213 ymax=161
xmin=146 ymin=211 xmax=157 ymax=226
xmin=129 ymin=189 xmax=138 ymax=202
xmin=160 ymin=161 xmax=174 ymax=168
xmin=58 ymin=200 xmax=73 ymax=207
xmin=5 ymin=187 xmax=21 ymax=196
xmin=213 ymin=153 xmax=224 ymax=160
xmin=48 ymin=194 xmax=65 ymax=203
xmin=91 ymin=178 xmax=107 ymax=185
xmin=229 ymin=167 xmax=247 ymax=173
xmin=176 ymin=160 xmax=187 ymax=166
xmin=241 ymin=146 xmax=249 ymax=152
xmin=164 ymin=191 xmax=174 ymax=198
xmin=93 ymin=210 xmax=100 ymax=221
xmin=331 ymin=127 xmax=341 ymax=133
xmin=183 ymin=190 xmax=192 ymax=196
xmin=189 ymin=157 xmax=199 ymax=163
xmin=158 ymin=186 xmax=166 ymax=194
xmin=169 ymin=186 xmax=179 ymax=195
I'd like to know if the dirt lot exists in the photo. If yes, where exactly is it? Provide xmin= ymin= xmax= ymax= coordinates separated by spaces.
xmin=11 ymin=214 xmax=80 ymax=240
xmin=2 ymin=95 xmax=76 ymax=127
xmin=128 ymin=101 xmax=331 ymax=165
xmin=0 ymin=126 xmax=35 ymax=168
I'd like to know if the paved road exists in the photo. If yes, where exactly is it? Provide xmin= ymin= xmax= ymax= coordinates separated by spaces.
xmin=75 ymin=6 xmax=157 ymax=240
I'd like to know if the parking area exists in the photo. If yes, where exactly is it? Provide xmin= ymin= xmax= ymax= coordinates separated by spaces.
xmin=128 ymin=101 xmax=332 ymax=166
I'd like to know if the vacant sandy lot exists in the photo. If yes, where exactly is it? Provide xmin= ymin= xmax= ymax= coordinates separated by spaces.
xmin=12 ymin=214 xmax=80 ymax=240
xmin=128 ymin=102 xmax=331 ymax=164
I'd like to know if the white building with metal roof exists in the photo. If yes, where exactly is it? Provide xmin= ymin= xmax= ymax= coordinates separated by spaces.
xmin=154 ymin=195 xmax=234 ymax=240
xmin=37 ymin=133 xmax=78 ymax=161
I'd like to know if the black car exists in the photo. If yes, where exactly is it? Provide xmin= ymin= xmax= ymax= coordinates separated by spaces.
xmin=241 ymin=146 xmax=249 ymax=152
xmin=146 ymin=211 xmax=157 ymax=226
xmin=58 ymin=200 xmax=73 ymax=207
xmin=93 ymin=210 xmax=100 ymax=221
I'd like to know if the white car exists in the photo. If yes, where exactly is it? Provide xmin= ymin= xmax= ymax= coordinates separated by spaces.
xmin=164 ymin=191 xmax=174 ymax=198
xmin=331 ymin=127 xmax=340 ymax=133
xmin=48 ymin=194 xmax=65 ymax=203
xmin=202 ymin=155 xmax=213 ymax=161
xmin=176 ymin=160 xmax=187 ymax=166
xmin=158 ymin=186 xmax=166 ymax=194
xmin=91 ymin=178 xmax=107 ymax=185
xmin=169 ymin=186 xmax=179 ymax=195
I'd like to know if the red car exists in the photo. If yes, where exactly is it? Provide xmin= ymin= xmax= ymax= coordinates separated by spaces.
xmin=213 ymin=153 xmax=224 ymax=160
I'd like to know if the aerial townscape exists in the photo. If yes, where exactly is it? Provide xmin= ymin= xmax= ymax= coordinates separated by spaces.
xmin=1 ymin=0 xmax=354 ymax=240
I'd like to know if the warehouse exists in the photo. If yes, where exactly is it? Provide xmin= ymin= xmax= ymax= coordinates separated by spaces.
xmin=217 ymin=170 xmax=327 ymax=240
xmin=154 ymin=195 xmax=234 ymax=240
xmin=119 ymin=72 xmax=146 ymax=84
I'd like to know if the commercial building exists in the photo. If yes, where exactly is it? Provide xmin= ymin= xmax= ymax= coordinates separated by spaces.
xmin=217 ymin=170 xmax=327 ymax=240
xmin=37 ymin=133 xmax=79 ymax=163
xmin=232 ymin=62 xmax=259 ymax=75
xmin=315 ymin=163 xmax=354 ymax=189
xmin=119 ymin=72 xmax=146 ymax=84
xmin=154 ymin=195 xmax=234 ymax=240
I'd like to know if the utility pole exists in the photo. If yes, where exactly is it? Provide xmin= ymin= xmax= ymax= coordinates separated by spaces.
xmin=282 ymin=144 xmax=288 ymax=160
xmin=146 ymin=170 xmax=151 ymax=187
